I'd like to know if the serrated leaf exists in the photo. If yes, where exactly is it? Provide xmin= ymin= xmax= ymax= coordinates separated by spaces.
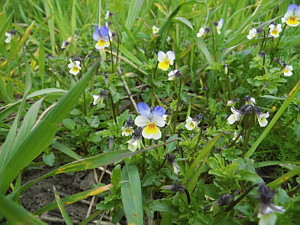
xmin=111 ymin=164 xmax=122 ymax=190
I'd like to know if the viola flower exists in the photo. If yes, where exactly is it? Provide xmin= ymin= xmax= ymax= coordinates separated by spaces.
xmin=245 ymin=96 xmax=256 ymax=105
xmin=92 ymin=90 xmax=108 ymax=106
xmin=257 ymin=184 xmax=285 ymax=225
xmin=215 ymin=18 xmax=224 ymax=34
xmin=152 ymin=26 xmax=159 ymax=34
xmin=197 ymin=27 xmax=206 ymax=37
xmin=166 ymin=153 xmax=181 ymax=174
xmin=227 ymin=107 xmax=242 ymax=124
xmin=227 ymin=98 xmax=240 ymax=107
xmin=134 ymin=103 xmax=166 ymax=140
xmin=93 ymin=25 xmax=110 ymax=50
xmin=232 ymin=131 xmax=243 ymax=143
xmin=5 ymin=32 xmax=13 ymax=43
xmin=168 ymin=70 xmax=181 ymax=81
xmin=68 ymin=59 xmax=81 ymax=75
xmin=269 ymin=24 xmax=282 ymax=38
xmin=185 ymin=114 xmax=203 ymax=130
xmin=158 ymin=51 xmax=175 ymax=71
xmin=257 ymin=111 xmax=269 ymax=127
xmin=122 ymin=126 xmax=134 ymax=136
xmin=282 ymin=3 xmax=300 ymax=27
xmin=127 ymin=127 xmax=143 ymax=152
xmin=122 ymin=117 xmax=134 ymax=136
xmin=283 ymin=65 xmax=293 ymax=76
xmin=247 ymin=28 xmax=258 ymax=40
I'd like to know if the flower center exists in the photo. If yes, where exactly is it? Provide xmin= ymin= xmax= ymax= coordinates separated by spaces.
xmin=98 ymin=39 xmax=107 ymax=47
xmin=73 ymin=67 xmax=79 ymax=72
xmin=271 ymin=30 xmax=279 ymax=36
xmin=287 ymin=17 xmax=299 ymax=26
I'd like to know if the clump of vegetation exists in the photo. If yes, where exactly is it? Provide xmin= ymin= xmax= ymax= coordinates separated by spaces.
xmin=0 ymin=0 xmax=299 ymax=224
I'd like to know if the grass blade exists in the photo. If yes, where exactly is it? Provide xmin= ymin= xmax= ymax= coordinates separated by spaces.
xmin=0 ymin=62 xmax=99 ymax=195
xmin=53 ymin=186 xmax=73 ymax=225
xmin=35 ymin=184 xmax=112 ymax=215
xmin=244 ymin=80 xmax=300 ymax=158
xmin=121 ymin=164 xmax=143 ymax=224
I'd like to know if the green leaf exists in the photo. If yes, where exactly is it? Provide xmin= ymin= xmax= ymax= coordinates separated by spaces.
xmin=0 ymin=194 xmax=47 ymax=225
xmin=111 ymin=164 xmax=122 ymax=190
xmin=0 ymin=62 xmax=99 ymax=195
xmin=121 ymin=164 xmax=143 ymax=224
xmin=53 ymin=186 xmax=73 ymax=225
xmin=52 ymin=141 xmax=82 ymax=160
xmin=174 ymin=17 xmax=194 ymax=30
xmin=43 ymin=152 xmax=55 ymax=167
xmin=63 ymin=118 xmax=76 ymax=130
xmin=35 ymin=184 xmax=112 ymax=215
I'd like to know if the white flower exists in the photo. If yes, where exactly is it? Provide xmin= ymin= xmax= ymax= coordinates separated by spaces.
xmin=134 ymin=103 xmax=166 ymax=140
xmin=233 ymin=131 xmax=243 ymax=142
xmin=282 ymin=4 xmax=300 ymax=27
xmin=122 ymin=126 xmax=134 ymax=136
xmin=257 ymin=111 xmax=269 ymax=127
xmin=216 ymin=18 xmax=224 ymax=34
xmin=127 ymin=137 xmax=142 ymax=152
xmin=105 ymin=10 xmax=110 ymax=20
xmin=168 ymin=70 xmax=181 ymax=81
xmin=245 ymin=96 xmax=256 ymax=105
xmin=68 ymin=60 xmax=81 ymax=75
xmin=5 ymin=32 xmax=13 ymax=43
xmin=157 ymin=51 xmax=175 ymax=71
xmin=152 ymin=26 xmax=159 ymax=34
xmin=247 ymin=28 xmax=258 ymax=40
xmin=258 ymin=204 xmax=285 ymax=225
xmin=283 ymin=65 xmax=293 ymax=76
xmin=227 ymin=107 xmax=242 ymax=124
xmin=269 ymin=24 xmax=282 ymax=38
xmin=197 ymin=27 xmax=206 ymax=37
xmin=185 ymin=116 xmax=199 ymax=130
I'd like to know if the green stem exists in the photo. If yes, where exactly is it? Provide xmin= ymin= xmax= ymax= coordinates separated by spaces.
xmin=109 ymin=35 xmax=114 ymax=73
xmin=173 ymin=74 xmax=182 ymax=134
xmin=151 ymin=62 xmax=158 ymax=106
xmin=108 ymin=91 xmax=117 ymax=125
xmin=244 ymin=80 xmax=300 ymax=158
xmin=259 ymin=30 xmax=266 ymax=53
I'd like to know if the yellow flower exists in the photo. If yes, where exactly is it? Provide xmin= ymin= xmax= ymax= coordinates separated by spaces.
xmin=157 ymin=51 xmax=175 ymax=71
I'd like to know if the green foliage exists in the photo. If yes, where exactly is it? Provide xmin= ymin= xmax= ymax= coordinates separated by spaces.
xmin=0 ymin=0 xmax=299 ymax=224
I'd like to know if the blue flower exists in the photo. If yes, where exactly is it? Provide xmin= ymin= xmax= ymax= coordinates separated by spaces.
xmin=93 ymin=25 xmax=110 ymax=49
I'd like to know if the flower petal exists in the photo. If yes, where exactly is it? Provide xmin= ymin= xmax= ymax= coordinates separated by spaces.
xmin=100 ymin=25 xmax=110 ymax=36
xmin=227 ymin=114 xmax=237 ymax=124
xmin=158 ymin=51 xmax=166 ymax=62
xmin=152 ymin=106 xmax=166 ymax=117
xmin=137 ymin=102 xmax=151 ymax=117
xmin=135 ymin=115 xmax=150 ymax=127
xmin=166 ymin=51 xmax=175 ymax=63
xmin=142 ymin=124 xmax=161 ymax=140
xmin=152 ymin=115 xmax=166 ymax=127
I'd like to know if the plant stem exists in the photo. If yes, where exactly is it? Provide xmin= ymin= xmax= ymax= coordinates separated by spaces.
xmin=151 ymin=62 xmax=158 ymax=106
xmin=108 ymin=91 xmax=117 ymax=125
xmin=173 ymin=74 xmax=182 ymax=134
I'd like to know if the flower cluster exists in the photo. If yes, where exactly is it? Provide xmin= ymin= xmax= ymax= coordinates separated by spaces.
xmin=227 ymin=96 xmax=270 ymax=127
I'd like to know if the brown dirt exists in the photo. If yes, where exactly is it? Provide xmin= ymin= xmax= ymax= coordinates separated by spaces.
xmin=20 ymin=166 xmax=111 ymax=224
